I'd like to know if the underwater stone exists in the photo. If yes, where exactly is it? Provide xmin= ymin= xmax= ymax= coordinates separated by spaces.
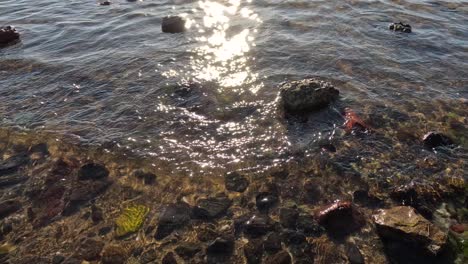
xmin=256 ymin=192 xmax=279 ymax=212
xmin=115 ymin=204 xmax=149 ymax=237
xmin=192 ymin=196 xmax=231 ymax=219
xmin=244 ymin=214 xmax=275 ymax=237
xmin=346 ymin=243 xmax=365 ymax=264
xmin=0 ymin=200 xmax=21 ymax=219
xmin=207 ymin=236 xmax=235 ymax=255
xmin=78 ymin=163 xmax=109 ymax=180
xmin=316 ymin=200 xmax=364 ymax=238
xmin=63 ymin=179 xmax=111 ymax=216
xmin=100 ymin=1 xmax=111 ymax=6
xmin=389 ymin=22 xmax=412 ymax=33
xmin=175 ymin=242 xmax=201 ymax=259
xmin=0 ymin=26 xmax=20 ymax=45
xmin=102 ymin=245 xmax=127 ymax=264
xmin=0 ymin=173 xmax=28 ymax=187
xmin=155 ymin=202 xmax=191 ymax=240
xmin=0 ymin=154 xmax=29 ymax=176
xmin=91 ymin=204 xmax=104 ymax=223
xmin=264 ymin=250 xmax=292 ymax=264
xmin=279 ymin=207 xmax=299 ymax=228
xmin=281 ymin=229 xmax=306 ymax=245
xmin=225 ymin=171 xmax=249 ymax=192
xmin=162 ymin=16 xmax=186 ymax=33
xmin=51 ymin=254 xmax=65 ymax=264
xmin=140 ymin=248 xmax=158 ymax=264
xmin=279 ymin=79 xmax=339 ymax=112
xmin=422 ymin=132 xmax=453 ymax=148
xmin=162 ymin=252 xmax=178 ymax=264
xmin=244 ymin=239 xmax=263 ymax=264
xmin=76 ymin=238 xmax=104 ymax=261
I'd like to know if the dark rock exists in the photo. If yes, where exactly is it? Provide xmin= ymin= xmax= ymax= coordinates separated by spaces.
xmin=162 ymin=252 xmax=177 ymax=264
xmin=76 ymin=238 xmax=104 ymax=261
xmin=316 ymin=200 xmax=364 ymax=238
xmin=98 ymin=226 xmax=112 ymax=236
xmin=91 ymin=204 xmax=104 ymax=223
xmin=0 ymin=221 xmax=13 ymax=239
xmin=102 ymin=245 xmax=127 ymax=264
xmin=63 ymin=179 xmax=111 ymax=216
xmin=281 ymin=229 xmax=306 ymax=245
xmin=346 ymin=244 xmax=364 ymax=264
xmin=155 ymin=202 xmax=191 ymax=240
xmin=244 ymin=239 xmax=263 ymax=264
xmin=264 ymin=233 xmax=282 ymax=253
xmin=100 ymin=1 xmax=111 ymax=5
xmin=28 ymin=143 xmax=48 ymax=155
xmin=389 ymin=22 xmax=412 ymax=33
xmin=303 ymin=179 xmax=322 ymax=204
xmin=265 ymin=250 xmax=292 ymax=264
xmin=207 ymin=236 xmax=234 ymax=255
xmin=244 ymin=214 xmax=275 ymax=237
xmin=175 ymin=242 xmax=201 ymax=259
xmin=196 ymin=224 xmax=218 ymax=242
xmin=52 ymin=255 xmax=65 ymax=264
xmin=279 ymin=207 xmax=299 ymax=228
xmin=225 ymin=172 xmax=249 ymax=192
xmin=0 ymin=173 xmax=28 ymax=187
xmin=280 ymin=79 xmax=339 ymax=112
xmin=353 ymin=190 xmax=382 ymax=207
xmin=133 ymin=170 xmax=157 ymax=185
xmin=0 ymin=200 xmax=21 ymax=219
xmin=320 ymin=143 xmax=337 ymax=152
xmin=140 ymin=248 xmax=158 ymax=264
xmin=422 ymin=132 xmax=453 ymax=148
xmin=256 ymin=192 xmax=279 ymax=212
xmin=390 ymin=183 xmax=418 ymax=206
xmin=31 ymin=185 xmax=66 ymax=227
xmin=78 ymin=163 xmax=109 ymax=180
xmin=0 ymin=154 xmax=29 ymax=176
xmin=0 ymin=26 xmax=20 ymax=45
xmin=162 ymin=16 xmax=186 ymax=33
xmin=192 ymin=196 xmax=231 ymax=219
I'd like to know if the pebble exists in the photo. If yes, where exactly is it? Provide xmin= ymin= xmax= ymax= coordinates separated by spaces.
xmin=279 ymin=207 xmax=299 ymax=228
xmin=174 ymin=242 xmax=201 ymax=259
xmin=244 ymin=214 xmax=275 ymax=237
xmin=207 ymin=236 xmax=235 ymax=255
xmin=133 ymin=170 xmax=156 ymax=185
xmin=0 ymin=199 xmax=21 ymax=219
xmin=244 ymin=239 xmax=263 ymax=264
xmin=101 ymin=245 xmax=127 ymax=264
xmin=162 ymin=252 xmax=178 ymax=264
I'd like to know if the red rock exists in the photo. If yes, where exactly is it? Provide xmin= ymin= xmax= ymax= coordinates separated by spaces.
xmin=449 ymin=224 xmax=465 ymax=234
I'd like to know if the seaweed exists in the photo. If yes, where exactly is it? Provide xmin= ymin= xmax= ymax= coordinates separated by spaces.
xmin=115 ymin=205 xmax=149 ymax=237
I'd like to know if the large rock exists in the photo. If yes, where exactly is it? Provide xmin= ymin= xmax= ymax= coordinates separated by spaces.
xmin=162 ymin=16 xmax=185 ymax=33
xmin=316 ymin=200 xmax=363 ymax=238
xmin=373 ymin=206 xmax=447 ymax=256
xmin=0 ymin=26 xmax=20 ymax=45
xmin=155 ymin=202 xmax=191 ymax=240
xmin=279 ymin=79 xmax=339 ymax=112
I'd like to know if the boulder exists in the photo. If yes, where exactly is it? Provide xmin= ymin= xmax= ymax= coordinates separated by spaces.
xmin=422 ymin=132 xmax=453 ymax=148
xmin=162 ymin=16 xmax=185 ymax=33
xmin=389 ymin=22 xmax=412 ymax=33
xmin=0 ymin=26 xmax=20 ymax=45
xmin=279 ymin=79 xmax=339 ymax=112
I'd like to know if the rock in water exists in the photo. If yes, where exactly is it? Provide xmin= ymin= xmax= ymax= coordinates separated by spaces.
xmin=279 ymin=79 xmax=339 ymax=112
xmin=162 ymin=16 xmax=185 ymax=33
xmin=316 ymin=200 xmax=364 ymax=238
xmin=0 ymin=26 xmax=20 ymax=45
xmin=224 ymin=172 xmax=249 ymax=192
xmin=192 ymin=196 xmax=231 ymax=219
xmin=78 ymin=163 xmax=109 ymax=180
xmin=389 ymin=22 xmax=412 ymax=33
xmin=373 ymin=206 xmax=447 ymax=256
xmin=0 ymin=200 xmax=21 ymax=219
xmin=422 ymin=132 xmax=453 ymax=148
xmin=155 ymin=202 xmax=191 ymax=240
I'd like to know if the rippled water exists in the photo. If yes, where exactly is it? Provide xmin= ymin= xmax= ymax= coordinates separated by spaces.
xmin=1 ymin=0 xmax=467 ymax=176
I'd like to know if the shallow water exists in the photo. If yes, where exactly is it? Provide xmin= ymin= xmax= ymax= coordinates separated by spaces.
xmin=1 ymin=0 xmax=467 ymax=176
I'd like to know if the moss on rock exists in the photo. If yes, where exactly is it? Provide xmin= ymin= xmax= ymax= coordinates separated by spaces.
xmin=115 ymin=205 xmax=149 ymax=237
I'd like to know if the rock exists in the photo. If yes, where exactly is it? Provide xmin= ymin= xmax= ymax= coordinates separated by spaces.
xmin=346 ymin=244 xmax=364 ymax=264
xmin=0 ymin=173 xmax=28 ymax=187
xmin=319 ymin=143 xmax=336 ymax=152
xmin=0 ymin=200 xmax=21 ymax=219
xmin=133 ymin=170 xmax=156 ymax=185
xmin=102 ymin=245 xmax=127 ymax=264
xmin=192 ymin=196 xmax=231 ymax=219
xmin=140 ymin=248 xmax=158 ymax=264
xmin=115 ymin=204 xmax=149 ymax=237
xmin=62 ymin=179 xmax=111 ymax=216
xmin=52 ymin=254 xmax=65 ymax=264
xmin=389 ymin=22 xmax=412 ymax=33
xmin=0 ymin=154 xmax=29 ymax=176
xmin=373 ymin=206 xmax=447 ymax=256
xmin=353 ymin=190 xmax=382 ymax=207
xmin=390 ymin=183 xmax=418 ymax=206
xmin=162 ymin=252 xmax=177 ymax=264
xmin=196 ymin=224 xmax=218 ymax=242
xmin=76 ymin=238 xmax=104 ymax=261
xmin=100 ymin=1 xmax=111 ymax=6
xmin=264 ymin=250 xmax=292 ymax=264
xmin=316 ymin=200 xmax=364 ymax=238
xmin=31 ymin=185 xmax=66 ymax=227
xmin=422 ymin=132 xmax=453 ymax=148
xmin=281 ymin=229 xmax=306 ymax=245
xmin=162 ymin=16 xmax=186 ymax=33
xmin=207 ymin=236 xmax=234 ymax=255
xmin=279 ymin=79 xmax=339 ymax=112
xmin=256 ymin=192 xmax=279 ymax=212
xmin=91 ymin=204 xmax=104 ymax=223
xmin=279 ymin=207 xmax=299 ymax=228
xmin=302 ymin=179 xmax=322 ymax=204
xmin=175 ymin=242 xmax=201 ymax=259
xmin=78 ymin=163 xmax=109 ymax=180
xmin=155 ymin=202 xmax=191 ymax=240
xmin=0 ymin=26 xmax=20 ymax=45
xmin=264 ymin=233 xmax=282 ymax=253
xmin=244 ymin=239 xmax=263 ymax=264
xmin=244 ymin=214 xmax=275 ymax=237
xmin=98 ymin=226 xmax=112 ymax=236
xmin=225 ymin=172 xmax=249 ymax=192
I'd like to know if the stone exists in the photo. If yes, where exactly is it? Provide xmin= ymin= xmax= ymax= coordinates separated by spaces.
xmin=389 ymin=22 xmax=412 ymax=33
xmin=100 ymin=1 xmax=111 ymax=6
xmin=140 ymin=248 xmax=158 ymax=264
xmin=115 ymin=204 xmax=149 ymax=237
xmin=264 ymin=233 xmax=282 ymax=253
xmin=279 ymin=79 xmax=339 ymax=112
xmin=102 ymin=245 xmax=127 ymax=264
xmin=207 ymin=236 xmax=234 ymax=255
xmin=373 ymin=206 xmax=447 ymax=256
xmin=264 ymin=250 xmax=292 ymax=264
xmin=76 ymin=238 xmax=104 ymax=261
xmin=155 ymin=202 xmax=191 ymax=240
xmin=162 ymin=252 xmax=177 ymax=264
xmin=91 ymin=204 xmax=104 ymax=223
xmin=346 ymin=244 xmax=364 ymax=264
xmin=244 ymin=214 xmax=275 ymax=237
xmin=422 ymin=132 xmax=453 ymax=148
xmin=192 ymin=196 xmax=231 ymax=219
xmin=175 ymin=242 xmax=201 ymax=259
xmin=78 ymin=163 xmax=109 ymax=180
xmin=279 ymin=207 xmax=299 ymax=228
xmin=303 ymin=179 xmax=322 ymax=204
xmin=0 ymin=154 xmax=29 ymax=176
xmin=0 ymin=173 xmax=28 ymax=187
xmin=244 ymin=239 xmax=263 ymax=264
xmin=0 ymin=200 xmax=21 ymax=219
xmin=256 ymin=192 xmax=279 ymax=212
xmin=98 ymin=226 xmax=112 ymax=236
xmin=225 ymin=172 xmax=249 ymax=192
xmin=133 ymin=170 xmax=156 ymax=185
xmin=0 ymin=26 xmax=20 ymax=45
xmin=162 ymin=16 xmax=186 ymax=33
xmin=281 ymin=229 xmax=306 ymax=245
xmin=316 ymin=200 xmax=364 ymax=238
xmin=62 ymin=179 xmax=111 ymax=216
xmin=353 ymin=189 xmax=382 ymax=207
xmin=52 ymin=254 xmax=65 ymax=264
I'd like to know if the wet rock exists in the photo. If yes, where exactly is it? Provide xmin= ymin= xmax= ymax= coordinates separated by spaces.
xmin=78 ymin=163 xmax=109 ymax=180
xmin=390 ymin=183 xmax=418 ymax=206
xmin=196 ymin=224 xmax=218 ymax=242
xmin=0 ymin=154 xmax=29 ymax=176
xmin=422 ymin=132 xmax=453 ymax=148
xmin=353 ymin=190 xmax=383 ymax=207
xmin=373 ymin=206 xmax=447 ymax=256
xmin=316 ymin=200 xmax=364 ymax=238
xmin=281 ymin=229 xmax=306 ymax=245
xmin=52 ymin=254 xmax=65 ymax=264
xmin=62 ymin=257 xmax=81 ymax=264
xmin=175 ymin=242 xmax=201 ymax=259
xmin=0 ymin=221 xmax=13 ymax=239
xmin=389 ymin=22 xmax=412 ymax=33
xmin=319 ymin=143 xmax=337 ymax=153
xmin=303 ymin=179 xmax=322 ymax=204
xmin=264 ymin=233 xmax=282 ymax=253
xmin=155 ymin=202 xmax=191 ymax=240
xmin=225 ymin=172 xmax=249 ymax=192
xmin=279 ymin=207 xmax=299 ymax=228
xmin=102 ymin=245 xmax=127 ymax=264
xmin=63 ymin=179 xmax=111 ymax=215
xmin=133 ymin=170 xmax=156 ymax=185
xmin=207 ymin=236 xmax=235 ymax=255
xmin=346 ymin=244 xmax=365 ymax=264
xmin=31 ymin=185 xmax=66 ymax=227
xmin=256 ymin=192 xmax=279 ymax=212
xmin=91 ymin=204 xmax=104 ymax=223
xmin=244 ymin=239 xmax=264 ymax=264
xmin=140 ymin=248 xmax=158 ymax=264
xmin=244 ymin=214 xmax=275 ymax=237
xmin=0 ymin=26 xmax=20 ymax=45
xmin=279 ymin=78 xmax=339 ymax=112
xmin=162 ymin=16 xmax=186 ymax=33
xmin=265 ymin=250 xmax=292 ymax=264
xmin=162 ymin=252 xmax=178 ymax=264
xmin=0 ymin=200 xmax=21 ymax=219
xmin=192 ymin=196 xmax=231 ymax=219
xmin=76 ymin=238 xmax=104 ymax=261
xmin=100 ymin=1 xmax=111 ymax=6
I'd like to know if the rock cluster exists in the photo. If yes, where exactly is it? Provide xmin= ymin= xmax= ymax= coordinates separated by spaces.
xmin=389 ymin=22 xmax=412 ymax=33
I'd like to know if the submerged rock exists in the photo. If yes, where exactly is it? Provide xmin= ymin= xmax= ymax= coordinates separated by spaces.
xmin=264 ymin=250 xmax=292 ymax=264
xmin=207 ymin=236 xmax=235 ymax=255
xmin=133 ymin=170 xmax=156 ymax=185
xmin=256 ymin=192 xmax=279 ymax=212
xmin=0 ymin=26 xmax=20 ymax=45
xmin=279 ymin=207 xmax=299 ymax=228
xmin=316 ymin=200 xmax=364 ymax=238
xmin=244 ymin=214 xmax=275 ymax=237
xmin=225 ymin=172 xmax=249 ymax=192
xmin=115 ymin=204 xmax=149 ymax=237
xmin=162 ymin=252 xmax=178 ymax=264
xmin=75 ymin=238 xmax=104 ymax=261
xmin=100 ymin=1 xmax=111 ymax=6
xmin=162 ymin=16 xmax=186 ymax=33
xmin=373 ymin=206 xmax=447 ymax=256
xmin=263 ymin=233 xmax=282 ymax=253
xmin=101 ymin=245 xmax=127 ymax=264
xmin=175 ymin=242 xmax=201 ymax=259
xmin=389 ymin=22 xmax=412 ymax=33
xmin=0 ymin=200 xmax=21 ymax=219
xmin=279 ymin=79 xmax=339 ymax=112
xmin=346 ymin=243 xmax=365 ymax=264
xmin=0 ymin=154 xmax=29 ymax=176
xmin=422 ymin=132 xmax=453 ymax=148
xmin=155 ymin=202 xmax=191 ymax=240
xmin=78 ymin=163 xmax=109 ymax=180
xmin=192 ymin=196 xmax=231 ymax=219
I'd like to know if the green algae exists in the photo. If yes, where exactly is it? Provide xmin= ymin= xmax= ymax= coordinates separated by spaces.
xmin=115 ymin=205 xmax=149 ymax=237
